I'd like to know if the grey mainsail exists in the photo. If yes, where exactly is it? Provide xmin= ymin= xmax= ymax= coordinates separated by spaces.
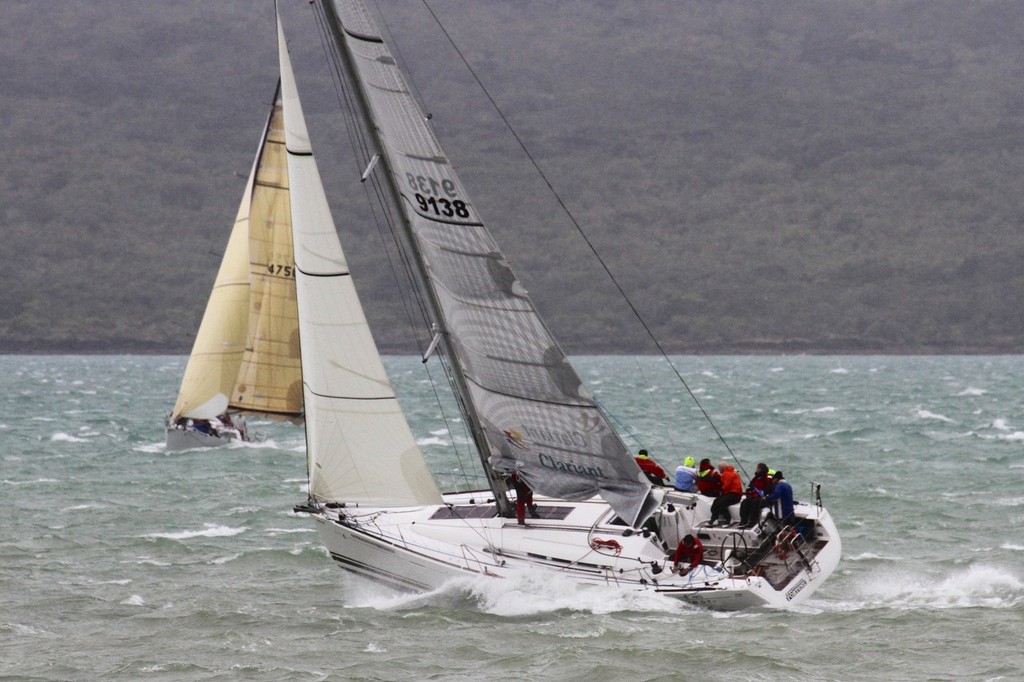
xmin=321 ymin=0 xmax=655 ymax=525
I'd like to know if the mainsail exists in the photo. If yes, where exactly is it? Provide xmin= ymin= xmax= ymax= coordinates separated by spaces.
xmin=277 ymin=12 xmax=441 ymax=506
xmin=318 ymin=0 xmax=655 ymax=524
xmin=170 ymin=84 xmax=303 ymax=425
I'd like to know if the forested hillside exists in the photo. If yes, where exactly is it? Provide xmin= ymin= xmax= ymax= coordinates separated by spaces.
xmin=3 ymin=1 xmax=1022 ymax=354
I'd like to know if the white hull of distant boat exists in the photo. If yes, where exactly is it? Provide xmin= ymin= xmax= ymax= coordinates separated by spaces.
xmin=165 ymin=419 xmax=246 ymax=451
xmin=305 ymin=489 xmax=840 ymax=610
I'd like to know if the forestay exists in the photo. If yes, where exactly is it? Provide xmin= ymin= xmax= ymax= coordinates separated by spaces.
xmin=324 ymin=0 xmax=655 ymax=525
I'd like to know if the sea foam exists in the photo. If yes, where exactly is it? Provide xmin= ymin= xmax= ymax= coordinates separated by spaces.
xmin=143 ymin=524 xmax=247 ymax=540
xmin=858 ymin=563 xmax=1024 ymax=610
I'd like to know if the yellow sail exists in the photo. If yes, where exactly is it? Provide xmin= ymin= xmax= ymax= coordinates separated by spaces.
xmin=169 ymin=166 xmax=254 ymax=421
xmin=170 ymin=85 xmax=302 ymax=425
xmin=230 ymin=93 xmax=303 ymax=420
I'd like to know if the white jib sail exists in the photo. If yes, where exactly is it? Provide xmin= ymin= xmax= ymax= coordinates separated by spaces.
xmin=278 ymin=13 xmax=441 ymax=506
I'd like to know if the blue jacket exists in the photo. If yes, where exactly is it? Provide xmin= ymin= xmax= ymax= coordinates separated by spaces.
xmin=674 ymin=466 xmax=698 ymax=492
xmin=765 ymin=480 xmax=794 ymax=520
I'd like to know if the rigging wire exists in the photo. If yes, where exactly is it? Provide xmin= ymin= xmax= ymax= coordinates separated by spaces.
xmin=416 ymin=0 xmax=747 ymax=476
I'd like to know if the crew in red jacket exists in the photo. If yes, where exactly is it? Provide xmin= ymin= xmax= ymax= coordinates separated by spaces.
xmin=695 ymin=458 xmax=722 ymax=497
xmin=672 ymin=534 xmax=704 ymax=575
xmin=634 ymin=449 xmax=667 ymax=485
xmin=709 ymin=462 xmax=743 ymax=526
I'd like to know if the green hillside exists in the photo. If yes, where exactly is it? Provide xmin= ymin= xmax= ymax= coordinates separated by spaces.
xmin=2 ymin=1 xmax=1022 ymax=354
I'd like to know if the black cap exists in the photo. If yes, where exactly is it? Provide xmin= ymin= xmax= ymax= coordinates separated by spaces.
xmin=773 ymin=470 xmax=784 ymax=479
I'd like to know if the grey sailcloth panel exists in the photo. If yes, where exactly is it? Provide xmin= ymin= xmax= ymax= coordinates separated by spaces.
xmin=330 ymin=0 xmax=654 ymax=525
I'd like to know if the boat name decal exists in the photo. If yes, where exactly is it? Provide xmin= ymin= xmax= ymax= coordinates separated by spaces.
xmin=785 ymin=578 xmax=808 ymax=601
xmin=538 ymin=452 xmax=605 ymax=479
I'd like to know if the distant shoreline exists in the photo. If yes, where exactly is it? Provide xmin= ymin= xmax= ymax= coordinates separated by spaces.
xmin=1 ymin=340 xmax=1019 ymax=356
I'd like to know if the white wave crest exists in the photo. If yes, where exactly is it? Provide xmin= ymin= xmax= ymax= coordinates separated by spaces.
xmin=846 ymin=552 xmax=902 ymax=562
xmin=2 ymin=478 xmax=59 ymax=486
xmin=50 ymin=432 xmax=88 ymax=443
xmin=958 ymin=387 xmax=987 ymax=396
xmin=916 ymin=410 xmax=954 ymax=423
xmin=858 ymin=564 xmax=1023 ymax=610
xmin=143 ymin=524 xmax=247 ymax=540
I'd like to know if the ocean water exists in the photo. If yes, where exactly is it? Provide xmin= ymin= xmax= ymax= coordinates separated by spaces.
xmin=2 ymin=354 xmax=1023 ymax=681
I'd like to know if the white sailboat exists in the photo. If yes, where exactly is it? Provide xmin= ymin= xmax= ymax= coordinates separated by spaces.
xmin=279 ymin=1 xmax=840 ymax=609
xmin=166 ymin=82 xmax=304 ymax=450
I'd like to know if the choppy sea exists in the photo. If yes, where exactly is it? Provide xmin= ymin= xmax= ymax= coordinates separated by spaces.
xmin=2 ymin=354 xmax=1023 ymax=681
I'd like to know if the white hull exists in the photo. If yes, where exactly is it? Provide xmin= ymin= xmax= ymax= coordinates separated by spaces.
xmin=305 ymin=489 xmax=841 ymax=610
xmin=165 ymin=424 xmax=244 ymax=451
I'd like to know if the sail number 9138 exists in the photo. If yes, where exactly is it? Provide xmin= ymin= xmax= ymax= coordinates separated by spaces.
xmin=406 ymin=172 xmax=470 ymax=219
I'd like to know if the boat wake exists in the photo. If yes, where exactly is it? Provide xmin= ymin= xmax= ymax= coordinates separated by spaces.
xmin=344 ymin=571 xmax=688 ymax=617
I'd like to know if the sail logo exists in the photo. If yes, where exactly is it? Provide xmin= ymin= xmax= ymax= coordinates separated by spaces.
xmin=521 ymin=424 xmax=590 ymax=449
xmin=503 ymin=429 xmax=530 ymax=450
xmin=577 ymin=412 xmax=605 ymax=434
xmin=538 ymin=452 xmax=606 ymax=479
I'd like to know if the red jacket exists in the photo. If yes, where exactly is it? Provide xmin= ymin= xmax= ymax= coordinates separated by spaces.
xmin=720 ymin=465 xmax=743 ymax=495
xmin=635 ymin=455 xmax=666 ymax=480
xmin=696 ymin=465 xmax=722 ymax=496
xmin=673 ymin=537 xmax=704 ymax=568
xmin=747 ymin=472 xmax=771 ymax=498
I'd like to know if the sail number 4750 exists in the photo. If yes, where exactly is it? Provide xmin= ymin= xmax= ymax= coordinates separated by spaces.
xmin=406 ymin=172 xmax=470 ymax=219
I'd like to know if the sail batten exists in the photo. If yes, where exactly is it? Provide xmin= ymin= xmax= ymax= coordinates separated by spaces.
xmin=323 ymin=0 xmax=654 ymax=525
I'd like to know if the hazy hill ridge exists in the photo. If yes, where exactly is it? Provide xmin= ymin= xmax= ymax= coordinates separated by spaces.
xmin=2 ymin=1 xmax=1021 ymax=354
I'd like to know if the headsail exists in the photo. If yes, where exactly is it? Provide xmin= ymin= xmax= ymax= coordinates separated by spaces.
xmin=319 ymin=0 xmax=655 ymax=524
xmin=277 ymin=9 xmax=441 ymax=506
xmin=170 ymin=130 xmax=258 ymax=423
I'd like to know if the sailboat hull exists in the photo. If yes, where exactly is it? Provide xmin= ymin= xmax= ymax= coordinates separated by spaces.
xmin=164 ymin=424 xmax=244 ymax=451
xmin=307 ymin=489 xmax=841 ymax=610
